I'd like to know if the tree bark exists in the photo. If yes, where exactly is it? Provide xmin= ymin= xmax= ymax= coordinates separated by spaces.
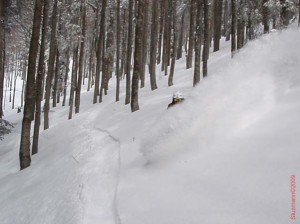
xmin=93 ymin=0 xmax=107 ymax=104
xmin=62 ymin=48 xmax=70 ymax=107
xmin=116 ymin=0 xmax=121 ymax=101
xmin=32 ymin=0 xmax=49 ymax=155
xmin=213 ymin=0 xmax=222 ymax=52
xmin=0 ymin=0 xmax=4 ymax=118
xmin=19 ymin=0 xmax=43 ymax=170
xmin=168 ymin=0 xmax=178 ymax=87
xmin=140 ymin=0 xmax=149 ymax=88
xmin=125 ymin=0 xmax=134 ymax=105
xmin=149 ymin=0 xmax=158 ymax=91
xmin=194 ymin=0 xmax=203 ymax=86
xmin=75 ymin=0 xmax=86 ymax=113
xmin=44 ymin=0 xmax=58 ymax=130
xmin=68 ymin=47 xmax=79 ymax=120
xmin=131 ymin=0 xmax=144 ymax=112
xmin=231 ymin=0 xmax=236 ymax=58
xmin=262 ymin=0 xmax=270 ymax=33
xmin=186 ymin=0 xmax=196 ymax=69
xmin=203 ymin=0 xmax=211 ymax=78
xmin=52 ymin=49 xmax=59 ymax=107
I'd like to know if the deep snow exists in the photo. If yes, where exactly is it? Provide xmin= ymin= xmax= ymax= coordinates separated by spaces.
xmin=1 ymin=28 xmax=300 ymax=224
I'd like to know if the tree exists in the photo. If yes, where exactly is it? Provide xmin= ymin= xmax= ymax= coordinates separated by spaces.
xmin=19 ymin=0 xmax=43 ymax=170
xmin=0 ymin=0 xmax=5 ymax=118
xmin=149 ymin=0 xmax=158 ymax=91
xmin=131 ymin=0 xmax=144 ymax=112
xmin=231 ymin=0 xmax=237 ymax=58
xmin=168 ymin=0 xmax=178 ymax=87
xmin=32 ymin=0 xmax=49 ymax=155
xmin=116 ymin=0 xmax=121 ymax=101
xmin=93 ymin=0 xmax=107 ymax=104
xmin=194 ymin=0 xmax=203 ymax=86
xmin=263 ymin=0 xmax=270 ymax=33
xmin=125 ymin=0 xmax=134 ymax=105
xmin=44 ymin=0 xmax=58 ymax=130
xmin=186 ymin=0 xmax=196 ymax=69
xmin=75 ymin=0 xmax=87 ymax=113
xmin=213 ymin=0 xmax=223 ymax=52
xmin=203 ymin=0 xmax=211 ymax=78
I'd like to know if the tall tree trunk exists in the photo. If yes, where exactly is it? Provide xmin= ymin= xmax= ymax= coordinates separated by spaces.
xmin=140 ymin=0 xmax=149 ymax=88
xmin=177 ymin=9 xmax=185 ymax=60
xmin=149 ymin=0 xmax=158 ymax=90
xmin=116 ymin=0 xmax=121 ymax=101
xmin=75 ymin=0 xmax=86 ymax=113
xmin=62 ymin=48 xmax=70 ymax=107
xmin=262 ymin=0 xmax=270 ymax=33
xmin=68 ymin=47 xmax=79 ymax=120
xmin=0 ymin=0 xmax=4 ymax=118
xmin=19 ymin=0 xmax=43 ymax=170
xmin=44 ymin=0 xmax=58 ymax=130
xmin=186 ymin=0 xmax=196 ymax=69
xmin=213 ymin=0 xmax=222 ymax=52
xmin=32 ymin=0 xmax=49 ymax=155
xmin=237 ymin=17 xmax=245 ymax=50
xmin=298 ymin=0 xmax=300 ymax=27
xmin=157 ymin=1 xmax=163 ymax=64
xmin=203 ymin=0 xmax=211 ymax=78
xmin=125 ymin=0 xmax=134 ymax=105
xmin=194 ymin=0 xmax=203 ymax=86
xmin=168 ymin=0 xmax=178 ymax=87
xmin=231 ymin=0 xmax=236 ymax=58
xmin=93 ymin=0 xmax=107 ymax=104
xmin=52 ymin=49 xmax=59 ymax=107
xmin=131 ymin=0 xmax=144 ymax=112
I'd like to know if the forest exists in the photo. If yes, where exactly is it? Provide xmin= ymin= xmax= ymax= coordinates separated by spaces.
xmin=0 ymin=0 xmax=299 ymax=168
xmin=1 ymin=0 xmax=300 ymax=223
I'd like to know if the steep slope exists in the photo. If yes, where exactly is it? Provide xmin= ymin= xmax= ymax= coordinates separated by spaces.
xmin=0 ymin=28 xmax=300 ymax=224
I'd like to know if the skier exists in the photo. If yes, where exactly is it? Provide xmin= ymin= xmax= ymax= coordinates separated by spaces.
xmin=168 ymin=91 xmax=184 ymax=109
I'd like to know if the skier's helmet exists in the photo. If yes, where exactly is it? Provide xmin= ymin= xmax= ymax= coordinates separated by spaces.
xmin=173 ymin=91 xmax=184 ymax=101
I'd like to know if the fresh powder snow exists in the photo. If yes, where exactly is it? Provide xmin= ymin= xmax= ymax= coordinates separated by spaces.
xmin=1 ymin=27 xmax=300 ymax=224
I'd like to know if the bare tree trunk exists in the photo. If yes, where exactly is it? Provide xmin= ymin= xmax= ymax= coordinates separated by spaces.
xmin=75 ymin=0 xmax=86 ymax=113
xmin=231 ymin=0 xmax=236 ymax=58
xmin=125 ymin=0 xmax=134 ymax=105
xmin=194 ymin=0 xmax=203 ymax=86
xmin=140 ymin=0 xmax=149 ymax=88
xmin=177 ymin=9 xmax=185 ymax=60
xmin=213 ymin=0 xmax=222 ymax=52
xmin=168 ymin=0 xmax=178 ymax=87
xmin=68 ymin=47 xmax=79 ymax=120
xmin=203 ymin=0 xmax=211 ymax=78
xmin=186 ymin=0 xmax=196 ymax=69
xmin=149 ymin=0 xmax=158 ymax=90
xmin=93 ymin=0 xmax=107 ymax=104
xmin=0 ymin=0 xmax=4 ymax=118
xmin=262 ymin=0 xmax=270 ymax=33
xmin=237 ymin=17 xmax=245 ymax=50
xmin=19 ymin=0 xmax=43 ymax=170
xmin=32 ymin=0 xmax=49 ymax=155
xmin=131 ymin=0 xmax=144 ymax=112
xmin=298 ymin=0 xmax=300 ymax=27
xmin=52 ymin=49 xmax=59 ymax=107
xmin=157 ymin=1 xmax=163 ymax=64
xmin=44 ymin=0 xmax=58 ymax=130
xmin=62 ymin=48 xmax=70 ymax=107
xmin=116 ymin=0 xmax=121 ymax=101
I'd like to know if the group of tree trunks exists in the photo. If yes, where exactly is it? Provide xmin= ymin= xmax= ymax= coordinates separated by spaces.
xmin=0 ymin=0 xmax=298 ymax=169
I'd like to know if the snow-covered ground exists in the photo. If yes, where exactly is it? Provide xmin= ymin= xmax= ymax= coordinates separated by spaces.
xmin=1 ymin=28 xmax=300 ymax=224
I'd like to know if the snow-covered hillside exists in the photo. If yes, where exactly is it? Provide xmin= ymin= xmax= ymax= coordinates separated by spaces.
xmin=1 ymin=28 xmax=300 ymax=224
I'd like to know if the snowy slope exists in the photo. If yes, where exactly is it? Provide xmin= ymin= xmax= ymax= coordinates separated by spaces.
xmin=1 ymin=28 xmax=300 ymax=224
